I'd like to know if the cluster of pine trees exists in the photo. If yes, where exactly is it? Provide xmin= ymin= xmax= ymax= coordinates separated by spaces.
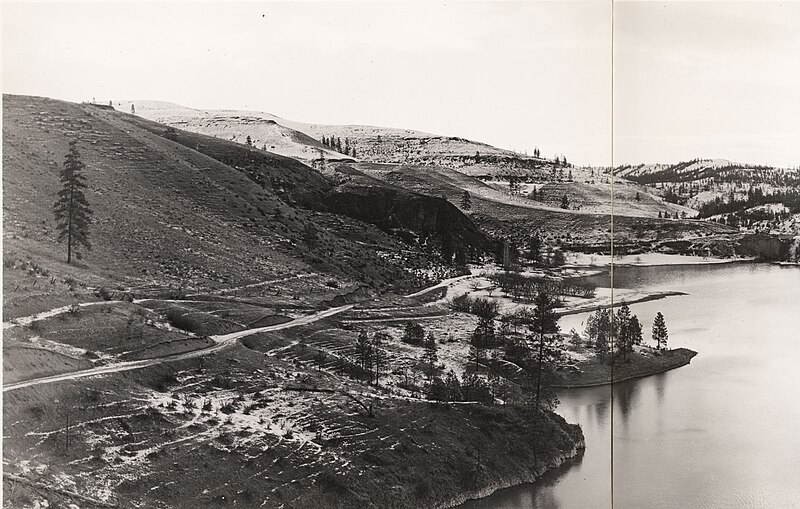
xmin=451 ymin=292 xmax=563 ymax=410
xmin=658 ymin=210 xmax=687 ymax=219
xmin=584 ymin=306 xmax=668 ymax=361
xmin=321 ymin=135 xmax=357 ymax=157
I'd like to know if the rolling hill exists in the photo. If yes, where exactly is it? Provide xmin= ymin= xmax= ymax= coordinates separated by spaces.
xmin=114 ymin=100 xmax=546 ymax=173
xmin=3 ymin=94 xmax=491 ymax=309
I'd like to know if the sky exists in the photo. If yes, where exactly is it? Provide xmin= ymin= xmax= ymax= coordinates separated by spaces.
xmin=614 ymin=1 xmax=800 ymax=168
xmin=2 ymin=1 xmax=798 ymax=168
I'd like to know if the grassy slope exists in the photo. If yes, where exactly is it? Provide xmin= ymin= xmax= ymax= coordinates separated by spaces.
xmin=2 ymin=95 xmax=452 ymax=304
xmin=350 ymin=162 xmax=732 ymax=247
xmin=3 ymin=95 xmax=585 ymax=508
xmin=3 ymin=339 xmax=583 ymax=509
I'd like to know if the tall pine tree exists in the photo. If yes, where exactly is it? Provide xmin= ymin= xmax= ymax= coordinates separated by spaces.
xmin=460 ymin=190 xmax=472 ymax=210
xmin=423 ymin=332 xmax=438 ymax=381
xmin=531 ymin=291 xmax=560 ymax=410
xmin=53 ymin=140 xmax=93 ymax=263
xmin=652 ymin=312 xmax=668 ymax=349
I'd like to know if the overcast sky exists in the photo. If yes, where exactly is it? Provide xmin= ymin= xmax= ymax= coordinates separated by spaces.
xmin=614 ymin=1 xmax=800 ymax=168
xmin=2 ymin=1 xmax=798 ymax=167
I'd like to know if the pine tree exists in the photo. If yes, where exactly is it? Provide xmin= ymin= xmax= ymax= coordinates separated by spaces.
xmin=615 ymin=304 xmax=633 ymax=361
xmin=560 ymin=194 xmax=570 ymax=209
xmin=423 ymin=332 xmax=438 ymax=381
xmin=460 ymin=190 xmax=472 ymax=210
xmin=444 ymin=370 xmax=462 ymax=402
xmin=356 ymin=330 xmax=373 ymax=383
xmin=372 ymin=332 xmax=389 ymax=385
xmin=652 ymin=312 xmax=668 ymax=349
xmin=531 ymin=291 xmax=560 ymax=411
xmin=401 ymin=322 xmax=425 ymax=345
xmin=629 ymin=315 xmax=643 ymax=345
xmin=336 ymin=137 xmax=342 ymax=153
xmin=591 ymin=309 xmax=611 ymax=358
xmin=351 ymin=146 xmax=357 ymax=158
xmin=130 ymin=104 xmax=135 ymax=114
xmin=468 ymin=343 xmax=485 ymax=371
xmin=53 ymin=140 xmax=93 ymax=263
xmin=527 ymin=235 xmax=542 ymax=263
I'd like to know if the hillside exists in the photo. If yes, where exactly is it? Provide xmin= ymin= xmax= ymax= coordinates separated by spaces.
xmin=345 ymin=162 xmax=728 ymax=250
xmin=614 ymin=158 xmax=800 ymax=237
xmin=3 ymin=94 xmax=493 ymax=309
xmin=614 ymin=158 xmax=799 ymax=185
xmin=115 ymin=100 xmax=547 ymax=174
xmin=3 ymin=94 xmax=585 ymax=509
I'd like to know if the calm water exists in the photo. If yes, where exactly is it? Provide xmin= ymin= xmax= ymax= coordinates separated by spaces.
xmin=462 ymin=262 xmax=800 ymax=509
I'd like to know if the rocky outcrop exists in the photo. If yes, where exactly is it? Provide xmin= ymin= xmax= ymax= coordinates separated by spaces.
xmin=656 ymin=233 xmax=792 ymax=261
xmin=735 ymin=233 xmax=791 ymax=260
xmin=322 ymin=183 xmax=495 ymax=259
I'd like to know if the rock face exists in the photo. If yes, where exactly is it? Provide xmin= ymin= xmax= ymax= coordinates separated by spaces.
xmin=736 ymin=234 xmax=790 ymax=260
xmin=322 ymin=184 xmax=495 ymax=259
xmin=656 ymin=233 xmax=792 ymax=260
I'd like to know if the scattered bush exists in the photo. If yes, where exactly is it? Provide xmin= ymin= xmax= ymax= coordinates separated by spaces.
xmin=401 ymin=322 xmax=425 ymax=345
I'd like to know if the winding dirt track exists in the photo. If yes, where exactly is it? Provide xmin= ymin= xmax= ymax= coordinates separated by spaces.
xmin=2 ymin=304 xmax=353 ymax=393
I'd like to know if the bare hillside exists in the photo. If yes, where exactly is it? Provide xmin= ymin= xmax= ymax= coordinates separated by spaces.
xmin=3 ymin=95 xmax=475 ymax=306
xmin=116 ymin=100 xmax=547 ymax=172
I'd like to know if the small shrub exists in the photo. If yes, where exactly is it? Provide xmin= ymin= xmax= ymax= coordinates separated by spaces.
xmin=451 ymin=293 xmax=473 ymax=313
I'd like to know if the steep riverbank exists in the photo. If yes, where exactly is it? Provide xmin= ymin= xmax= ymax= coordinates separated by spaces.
xmin=442 ymin=440 xmax=585 ymax=508
xmin=553 ymin=347 xmax=698 ymax=388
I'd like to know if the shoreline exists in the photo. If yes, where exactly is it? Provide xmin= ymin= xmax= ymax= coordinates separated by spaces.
xmin=571 ymin=257 xmax=758 ymax=269
xmin=441 ymin=439 xmax=585 ymax=509
xmin=557 ymin=290 xmax=687 ymax=317
xmin=552 ymin=348 xmax=698 ymax=388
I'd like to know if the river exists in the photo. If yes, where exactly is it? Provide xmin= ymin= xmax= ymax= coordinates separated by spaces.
xmin=461 ymin=262 xmax=800 ymax=509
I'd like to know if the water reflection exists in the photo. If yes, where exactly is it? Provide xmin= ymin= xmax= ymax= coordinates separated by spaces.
xmin=652 ymin=372 xmax=666 ymax=405
xmin=614 ymin=382 xmax=638 ymax=429
xmin=458 ymin=263 xmax=800 ymax=509
xmin=593 ymin=399 xmax=608 ymax=428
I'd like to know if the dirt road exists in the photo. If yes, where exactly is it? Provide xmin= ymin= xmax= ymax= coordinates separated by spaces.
xmin=2 ymin=304 xmax=353 ymax=393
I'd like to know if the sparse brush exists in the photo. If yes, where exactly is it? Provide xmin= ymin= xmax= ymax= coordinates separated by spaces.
xmin=164 ymin=307 xmax=205 ymax=334
xmin=220 ymin=401 xmax=237 ymax=415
